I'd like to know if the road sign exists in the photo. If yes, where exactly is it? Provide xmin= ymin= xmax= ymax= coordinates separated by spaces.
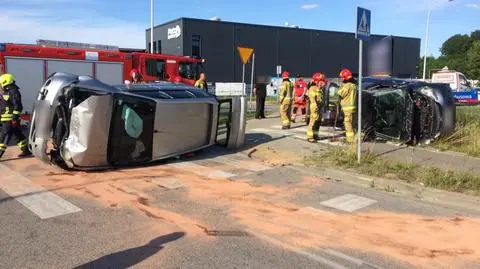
xmin=356 ymin=7 xmax=371 ymax=41
xmin=237 ymin=47 xmax=254 ymax=64
xmin=276 ymin=65 xmax=282 ymax=75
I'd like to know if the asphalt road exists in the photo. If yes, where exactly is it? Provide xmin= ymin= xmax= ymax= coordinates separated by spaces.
xmin=0 ymin=125 xmax=480 ymax=268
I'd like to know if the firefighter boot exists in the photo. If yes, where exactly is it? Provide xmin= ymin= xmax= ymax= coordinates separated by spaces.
xmin=18 ymin=147 xmax=32 ymax=158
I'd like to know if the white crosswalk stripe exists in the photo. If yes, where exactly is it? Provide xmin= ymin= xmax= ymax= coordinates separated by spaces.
xmin=320 ymin=194 xmax=378 ymax=212
xmin=0 ymin=164 xmax=82 ymax=219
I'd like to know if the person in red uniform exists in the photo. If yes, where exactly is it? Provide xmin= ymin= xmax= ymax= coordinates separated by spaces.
xmin=292 ymin=74 xmax=308 ymax=123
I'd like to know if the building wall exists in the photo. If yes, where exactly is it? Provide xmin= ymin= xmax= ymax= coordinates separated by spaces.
xmin=148 ymin=18 xmax=421 ymax=82
xmin=146 ymin=19 xmax=184 ymax=55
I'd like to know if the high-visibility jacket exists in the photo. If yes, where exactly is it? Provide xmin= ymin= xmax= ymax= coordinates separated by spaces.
xmin=194 ymin=80 xmax=208 ymax=90
xmin=308 ymin=85 xmax=322 ymax=112
xmin=0 ymin=84 xmax=23 ymax=122
xmin=279 ymin=80 xmax=293 ymax=103
xmin=337 ymin=82 xmax=356 ymax=112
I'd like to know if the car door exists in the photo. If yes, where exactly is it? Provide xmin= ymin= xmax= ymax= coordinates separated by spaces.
xmin=107 ymin=93 xmax=156 ymax=166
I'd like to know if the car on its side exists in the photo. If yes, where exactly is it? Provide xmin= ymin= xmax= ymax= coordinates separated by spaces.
xmin=318 ymin=77 xmax=456 ymax=144
xmin=28 ymin=73 xmax=246 ymax=170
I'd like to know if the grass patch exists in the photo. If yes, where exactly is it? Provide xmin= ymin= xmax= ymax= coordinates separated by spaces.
xmin=304 ymin=147 xmax=480 ymax=195
xmin=434 ymin=106 xmax=480 ymax=157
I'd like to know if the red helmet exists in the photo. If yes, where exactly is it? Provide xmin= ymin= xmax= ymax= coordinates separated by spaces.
xmin=312 ymin=73 xmax=325 ymax=84
xmin=281 ymin=71 xmax=290 ymax=79
xmin=130 ymin=69 xmax=140 ymax=77
xmin=174 ymin=76 xmax=182 ymax=83
xmin=339 ymin=69 xmax=353 ymax=80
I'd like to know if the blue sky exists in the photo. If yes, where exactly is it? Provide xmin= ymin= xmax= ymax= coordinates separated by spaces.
xmin=0 ymin=0 xmax=478 ymax=57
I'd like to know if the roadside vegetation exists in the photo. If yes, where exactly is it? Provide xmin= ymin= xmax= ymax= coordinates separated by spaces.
xmin=304 ymin=146 xmax=480 ymax=196
xmin=434 ymin=106 xmax=480 ymax=157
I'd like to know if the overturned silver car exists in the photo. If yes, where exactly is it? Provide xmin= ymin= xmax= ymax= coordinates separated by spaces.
xmin=28 ymin=73 xmax=246 ymax=170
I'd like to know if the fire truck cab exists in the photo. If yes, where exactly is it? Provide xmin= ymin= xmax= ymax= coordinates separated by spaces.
xmin=0 ymin=40 xmax=204 ymax=120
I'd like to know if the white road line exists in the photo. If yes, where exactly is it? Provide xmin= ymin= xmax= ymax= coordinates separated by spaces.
xmin=0 ymin=164 xmax=82 ymax=219
xmin=212 ymin=155 xmax=272 ymax=172
xmin=247 ymin=229 xmax=350 ymax=269
xmin=320 ymin=194 xmax=377 ymax=212
xmin=168 ymin=162 xmax=236 ymax=179
xmin=324 ymin=249 xmax=363 ymax=266
xmin=152 ymin=177 xmax=187 ymax=190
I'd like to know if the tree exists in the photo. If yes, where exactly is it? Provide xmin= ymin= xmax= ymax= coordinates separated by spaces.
xmin=471 ymin=30 xmax=480 ymax=42
xmin=467 ymin=40 xmax=480 ymax=81
xmin=440 ymin=34 xmax=473 ymax=57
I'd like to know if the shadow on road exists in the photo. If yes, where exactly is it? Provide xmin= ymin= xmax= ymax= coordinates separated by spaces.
xmin=73 ymin=232 xmax=185 ymax=269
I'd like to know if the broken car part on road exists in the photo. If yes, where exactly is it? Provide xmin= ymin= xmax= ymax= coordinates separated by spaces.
xmin=28 ymin=73 xmax=246 ymax=170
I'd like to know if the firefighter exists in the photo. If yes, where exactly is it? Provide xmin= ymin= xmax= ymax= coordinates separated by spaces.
xmin=194 ymin=73 xmax=208 ymax=91
xmin=130 ymin=69 xmax=144 ymax=84
xmin=306 ymin=73 xmax=325 ymax=143
xmin=173 ymin=76 xmax=182 ymax=83
xmin=0 ymin=73 xmax=31 ymax=159
xmin=337 ymin=68 xmax=357 ymax=143
xmin=292 ymin=74 xmax=308 ymax=123
xmin=279 ymin=71 xmax=293 ymax=129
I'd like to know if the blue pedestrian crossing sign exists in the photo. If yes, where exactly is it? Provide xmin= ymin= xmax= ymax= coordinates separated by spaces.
xmin=356 ymin=7 xmax=371 ymax=41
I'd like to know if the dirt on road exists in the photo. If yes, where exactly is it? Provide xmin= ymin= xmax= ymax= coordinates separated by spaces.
xmin=2 ymin=149 xmax=480 ymax=269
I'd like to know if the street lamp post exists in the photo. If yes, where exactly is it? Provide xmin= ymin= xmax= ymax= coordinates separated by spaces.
xmin=422 ymin=0 xmax=454 ymax=80
xmin=150 ymin=0 xmax=154 ymax=53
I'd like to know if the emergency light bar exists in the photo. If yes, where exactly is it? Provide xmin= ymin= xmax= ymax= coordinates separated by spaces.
xmin=36 ymin=39 xmax=119 ymax=51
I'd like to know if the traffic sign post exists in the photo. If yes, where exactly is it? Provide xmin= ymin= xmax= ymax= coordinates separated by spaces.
xmin=237 ymin=47 xmax=254 ymax=96
xmin=355 ymin=7 xmax=371 ymax=164
xmin=249 ymin=53 xmax=256 ymax=112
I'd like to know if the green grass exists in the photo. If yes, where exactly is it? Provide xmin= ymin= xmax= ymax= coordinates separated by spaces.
xmin=434 ymin=106 xmax=480 ymax=157
xmin=304 ymin=147 xmax=480 ymax=195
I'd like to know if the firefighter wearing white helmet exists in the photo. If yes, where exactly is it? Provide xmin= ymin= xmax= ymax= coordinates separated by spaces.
xmin=0 ymin=73 xmax=31 ymax=159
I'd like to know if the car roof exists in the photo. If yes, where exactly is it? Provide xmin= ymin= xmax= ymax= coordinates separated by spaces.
xmin=362 ymin=76 xmax=427 ymax=89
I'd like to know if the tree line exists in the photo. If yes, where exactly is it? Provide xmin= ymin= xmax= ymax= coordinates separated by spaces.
xmin=418 ymin=30 xmax=480 ymax=84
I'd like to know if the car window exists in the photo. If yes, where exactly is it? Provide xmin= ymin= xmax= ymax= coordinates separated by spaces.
xmin=178 ymin=62 xmax=199 ymax=80
xmin=373 ymin=88 xmax=406 ymax=140
xmin=161 ymin=89 xmax=196 ymax=99
xmin=108 ymin=94 xmax=156 ymax=165
xmin=188 ymin=89 xmax=211 ymax=98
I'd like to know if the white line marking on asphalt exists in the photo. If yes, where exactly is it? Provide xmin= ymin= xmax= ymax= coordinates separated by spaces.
xmin=247 ymin=229 xmax=350 ymax=269
xmin=320 ymin=194 xmax=377 ymax=212
xmin=324 ymin=249 xmax=363 ymax=266
xmin=153 ymin=177 xmax=187 ymax=190
xmin=168 ymin=162 xmax=236 ymax=179
xmin=213 ymin=155 xmax=272 ymax=172
xmin=0 ymin=164 xmax=82 ymax=219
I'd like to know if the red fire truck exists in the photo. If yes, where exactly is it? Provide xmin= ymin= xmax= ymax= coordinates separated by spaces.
xmin=0 ymin=40 xmax=204 ymax=118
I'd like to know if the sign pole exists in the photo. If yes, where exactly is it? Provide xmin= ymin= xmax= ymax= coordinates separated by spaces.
xmin=355 ymin=6 xmax=370 ymax=164
xmin=357 ymin=40 xmax=363 ymax=164
xmin=249 ymin=53 xmax=256 ymax=111
xmin=242 ymin=63 xmax=246 ymax=96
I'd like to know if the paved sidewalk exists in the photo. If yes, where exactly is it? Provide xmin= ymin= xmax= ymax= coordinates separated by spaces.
xmin=245 ymin=114 xmax=480 ymax=174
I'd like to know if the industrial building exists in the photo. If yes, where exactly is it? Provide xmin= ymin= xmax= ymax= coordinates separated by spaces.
xmin=146 ymin=17 xmax=421 ymax=83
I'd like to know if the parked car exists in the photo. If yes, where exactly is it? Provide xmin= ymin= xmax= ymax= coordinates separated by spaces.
xmin=313 ymin=77 xmax=456 ymax=144
xmin=28 ymin=73 xmax=246 ymax=170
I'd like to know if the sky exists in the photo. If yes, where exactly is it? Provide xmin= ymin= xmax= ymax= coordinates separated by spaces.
xmin=0 ymin=0 xmax=479 ymax=57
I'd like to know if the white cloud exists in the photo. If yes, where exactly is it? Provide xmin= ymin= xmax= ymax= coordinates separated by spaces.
xmin=301 ymin=4 xmax=319 ymax=9
xmin=0 ymin=7 xmax=146 ymax=49
xmin=466 ymin=3 xmax=480 ymax=9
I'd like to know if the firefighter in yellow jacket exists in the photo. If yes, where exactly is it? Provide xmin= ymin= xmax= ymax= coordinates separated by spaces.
xmin=306 ymin=73 xmax=326 ymax=143
xmin=194 ymin=73 xmax=208 ymax=91
xmin=279 ymin=71 xmax=293 ymax=129
xmin=337 ymin=69 xmax=357 ymax=143
xmin=0 ymin=73 xmax=31 ymax=159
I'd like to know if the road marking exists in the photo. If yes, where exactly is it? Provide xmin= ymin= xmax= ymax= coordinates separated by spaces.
xmin=153 ymin=177 xmax=187 ymax=190
xmin=212 ymin=155 xmax=272 ymax=172
xmin=0 ymin=164 xmax=82 ymax=219
xmin=247 ymin=229 xmax=350 ymax=269
xmin=168 ymin=162 xmax=236 ymax=179
xmin=324 ymin=249 xmax=363 ymax=266
xmin=320 ymin=194 xmax=377 ymax=212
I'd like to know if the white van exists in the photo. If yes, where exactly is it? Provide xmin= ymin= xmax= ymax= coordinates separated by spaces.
xmin=431 ymin=68 xmax=471 ymax=91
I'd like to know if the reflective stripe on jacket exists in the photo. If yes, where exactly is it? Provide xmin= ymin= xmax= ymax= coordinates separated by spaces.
xmin=1 ymin=84 xmax=23 ymax=122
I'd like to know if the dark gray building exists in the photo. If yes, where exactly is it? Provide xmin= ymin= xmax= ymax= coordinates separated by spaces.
xmin=146 ymin=17 xmax=421 ymax=82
